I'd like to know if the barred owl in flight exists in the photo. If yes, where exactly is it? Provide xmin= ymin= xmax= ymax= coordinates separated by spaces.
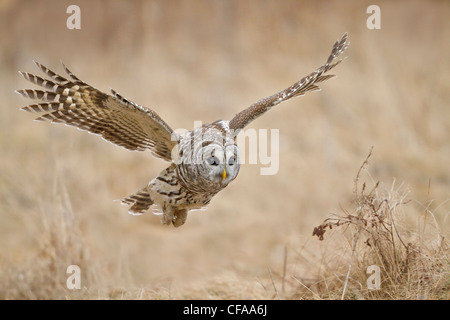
xmin=17 ymin=33 xmax=349 ymax=227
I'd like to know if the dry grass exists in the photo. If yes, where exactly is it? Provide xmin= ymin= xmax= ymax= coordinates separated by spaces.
xmin=306 ymin=149 xmax=450 ymax=299
xmin=0 ymin=0 xmax=449 ymax=299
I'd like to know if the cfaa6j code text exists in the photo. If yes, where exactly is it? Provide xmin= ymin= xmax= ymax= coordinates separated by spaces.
xmin=183 ymin=304 xmax=267 ymax=317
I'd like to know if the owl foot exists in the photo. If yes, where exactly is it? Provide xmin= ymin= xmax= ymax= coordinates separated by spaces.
xmin=172 ymin=209 xmax=188 ymax=228
xmin=161 ymin=212 xmax=174 ymax=225
xmin=160 ymin=209 xmax=187 ymax=227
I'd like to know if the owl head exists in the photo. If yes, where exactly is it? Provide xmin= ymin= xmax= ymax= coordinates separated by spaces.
xmin=175 ymin=124 xmax=240 ymax=192
xmin=201 ymin=140 xmax=240 ymax=185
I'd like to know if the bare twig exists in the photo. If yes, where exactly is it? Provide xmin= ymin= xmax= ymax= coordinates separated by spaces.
xmin=268 ymin=267 xmax=280 ymax=299
xmin=282 ymin=246 xmax=287 ymax=295
xmin=354 ymin=146 xmax=374 ymax=198
xmin=341 ymin=206 xmax=363 ymax=300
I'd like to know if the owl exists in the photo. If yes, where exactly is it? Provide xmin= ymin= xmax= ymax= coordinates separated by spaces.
xmin=17 ymin=33 xmax=349 ymax=227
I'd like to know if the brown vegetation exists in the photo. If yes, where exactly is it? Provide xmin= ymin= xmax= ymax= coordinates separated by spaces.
xmin=0 ymin=0 xmax=448 ymax=299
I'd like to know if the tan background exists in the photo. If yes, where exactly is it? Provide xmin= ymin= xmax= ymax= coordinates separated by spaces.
xmin=0 ymin=0 xmax=448 ymax=298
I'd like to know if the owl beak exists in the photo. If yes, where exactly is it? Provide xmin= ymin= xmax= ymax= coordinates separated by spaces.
xmin=222 ymin=168 xmax=227 ymax=181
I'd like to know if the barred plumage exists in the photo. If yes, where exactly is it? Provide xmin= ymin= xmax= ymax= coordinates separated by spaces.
xmin=229 ymin=32 xmax=349 ymax=134
xmin=17 ymin=61 xmax=176 ymax=158
xmin=17 ymin=33 xmax=349 ymax=227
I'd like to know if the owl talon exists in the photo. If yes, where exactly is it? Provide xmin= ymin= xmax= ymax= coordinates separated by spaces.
xmin=172 ymin=210 xmax=188 ymax=228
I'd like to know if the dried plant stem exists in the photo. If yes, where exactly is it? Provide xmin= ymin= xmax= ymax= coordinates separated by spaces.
xmin=268 ymin=267 xmax=280 ymax=299
xmin=341 ymin=210 xmax=363 ymax=300
xmin=342 ymin=147 xmax=372 ymax=300
xmin=354 ymin=146 xmax=373 ymax=197
xmin=282 ymin=246 xmax=287 ymax=295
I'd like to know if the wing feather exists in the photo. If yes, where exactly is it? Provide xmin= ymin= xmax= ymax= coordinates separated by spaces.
xmin=17 ymin=61 xmax=177 ymax=161
xmin=229 ymin=33 xmax=349 ymax=134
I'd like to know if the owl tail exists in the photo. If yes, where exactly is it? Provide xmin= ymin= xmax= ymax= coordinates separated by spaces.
xmin=120 ymin=187 xmax=153 ymax=215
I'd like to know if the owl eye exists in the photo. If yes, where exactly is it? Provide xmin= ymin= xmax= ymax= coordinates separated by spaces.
xmin=228 ymin=156 xmax=235 ymax=166
xmin=207 ymin=156 xmax=220 ymax=166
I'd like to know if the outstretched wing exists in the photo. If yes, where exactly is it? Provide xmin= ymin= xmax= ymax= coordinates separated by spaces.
xmin=229 ymin=33 xmax=349 ymax=135
xmin=16 ymin=61 xmax=177 ymax=161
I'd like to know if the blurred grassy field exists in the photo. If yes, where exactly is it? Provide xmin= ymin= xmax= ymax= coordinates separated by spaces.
xmin=0 ymin=0 xmax=449 ymax=299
